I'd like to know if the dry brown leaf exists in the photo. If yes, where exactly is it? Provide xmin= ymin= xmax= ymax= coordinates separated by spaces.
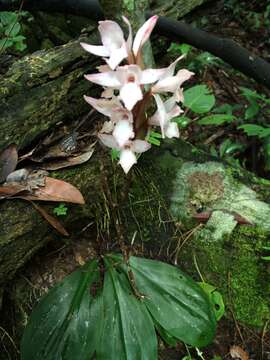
xmin=41 ymin=144 xmax=95 ymax=170
xmin=230 ymin=345 xmax=249 ymax=360
xmin=0 ymin=144 xmax=18 ymax=183
xmin=0 ymin=184 xmax=28 ymax=199
xmin=22 ymin=177 xmax=85 ymax=204
xmin=30 ymin=202 xmax=69 ymax=236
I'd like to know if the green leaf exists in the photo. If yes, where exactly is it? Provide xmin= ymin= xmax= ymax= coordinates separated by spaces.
xmin=21 ymin=260 xmax=100 ymax=360
xmin=261 ymin=256 xmax=270 ymax=261
xmin=111 ymin=148 xmax=120 ymax=161
xmin=5 ymin=21 xmax=20 ymax=36
xmin=238 ymin=124 xmax=270 ymax=138
xmin=219 ymin=139 xmax=245 ymax=158
xmin=111 ymin=254 xmax=217 ymax=347
xmin=179 ymin=43 xmax=192 ymax=55
xmin=172 ymin=116 xmax=191 ymax=128
xmin=53 ymin=203 xmax=68 ymax=216
xmin=183 ymin=85 xmax=215 ymax=114
xmin=0 ymin=11 xmax=17 ymax=25
xmin=213 ymin=104 xmax=234 ymax=115
xmin=96 ymin=256 xmax=157 ymax=360
xmin=244 ymin=101 xmax=260 ymax=120
xmin=198 ymin=283 xmax=225 ymax=321
xmin=239 ymin=86 xmax=263 ymax=101
xmin=198 ymin=114 xmax=235 ymax=125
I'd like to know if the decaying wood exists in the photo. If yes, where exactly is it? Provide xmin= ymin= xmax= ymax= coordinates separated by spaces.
xmin=0 ymin=0 xmax=209 ymax=150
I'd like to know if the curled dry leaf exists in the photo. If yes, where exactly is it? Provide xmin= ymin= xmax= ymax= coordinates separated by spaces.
xmin=0 ymin=144 xmax=18 ymax=183
xmin=0 ymin=183 xmax=28 ymax=199
xmin=230 ymin=345 xmax=249 ymax=360
xmin=22 ymin=177 xmax=85 ymax=204
xmin=30 ymin=202 xmax=69 ymax=237
xmin=40 ymin=143 xmax=95 ymax=171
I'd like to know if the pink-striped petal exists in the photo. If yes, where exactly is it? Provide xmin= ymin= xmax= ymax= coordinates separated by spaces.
xmin=131 ymin=140 xmax=151 ymax=153
xmin=140 ymin=68 xmax=166 ymax=84
xmin=83 ymin=96 xmax=120 ymax=116
xmin=133 ymin=16 xmax=158 ymax=57
xmin=98 ymin=20 xmax=125 ymax=49
xmin=84 ymin=72 xmax=121 ymax=88
xmin=98 ymin=134 xmax=119 ymax=149
xmin=80 ymin=42 xmax=110 ymax=57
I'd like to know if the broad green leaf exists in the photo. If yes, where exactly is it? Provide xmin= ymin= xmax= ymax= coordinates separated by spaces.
xmin=21 ymin=260 xmax=100 ymax=360
xmin=96 ymin=257 xmax=157 ymax=360
xmin=198 ymin=114 xmax=235 ymax=125
xmin=239 ymin=86 xmax=264 ymax=101
xmin=5 ymin=21 xmax=20 ymax=36
xmin=0 ymin=11 xmax=17 ymax=25
xmin=198 ymin=283 xmax=225 ymax=321
xmin=238 ymin=124 xmax=270 ymax=138
xmin=183 ymin=85 xmax=215 ymax=114
xmin=112 ymin=255 xmax=216 ymax=347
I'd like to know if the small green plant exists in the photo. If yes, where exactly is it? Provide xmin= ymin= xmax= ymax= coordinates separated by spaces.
xmin=53 ymin=203 xmax=68 ymax=216
xmin=0 ymin=11 xmax=27 ymax=53
xmin=261 ymin=246 xmax=270 ymax=261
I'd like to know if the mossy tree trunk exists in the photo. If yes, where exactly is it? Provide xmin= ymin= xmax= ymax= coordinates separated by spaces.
xmin=1 ymin=139 xmax=270 ymax=327
xmin=0 ymin=0 xmax=210 ymax=150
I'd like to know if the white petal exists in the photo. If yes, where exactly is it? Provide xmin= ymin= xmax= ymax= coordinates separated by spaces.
xmin=133 ymin=15 xmax=158 ymax=56
xmin=98 ymin=134 xmax=119 ymax=149
xmin=152 ymin=76 xmax=180 ymax=94
xmin=80 ymin=42 xmax=110 ymax=57
xmin=120 ymin=82 xmax=143 ymax=110
xmin=85 ymin=72 xmax=121 ymax=88
xmin=153 ymin=94 xmax=167 ymax=137
xmin=116 ymin=64 xmax=142 ymax=84
xmin=97 ymin=64 xmax=111 ymax=73
xmin=113 ymin=120 xmax=134 ymax=147
xmin=160 ymin=55 xmax=184 ymax=79
xmin=98 ymin=20 xmax=125 ymax=49
xmin=101 ymin=88 xmax=114 ymax=98
xmin=119 ymin=149 xmax=137 ymax=173
xmin=122 ymin=16 xmax=133 ymax=53
xmin=131 ymin=140 xmax=151 ymax=153
xmin=83 ymin=96 xmax=119 ymax=116
xmin=140 ymin=68 xmax=166 ymax=84
xmin=167 ymin=104 xmax=183 ymax=119
xmin=176 ymin=69 xmax=194 ymax=86
xmin=105 ymin=45 xmax=128 ymax=70
xmin=100 ymin=121 xmax=114 ymax=133
xmin=165 ymin=122 xmax=180 ymax=138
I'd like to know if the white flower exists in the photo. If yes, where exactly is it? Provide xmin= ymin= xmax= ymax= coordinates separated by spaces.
xmin=80 ymin=15 xmax=158 ymax=70
xmin=81 ymin=21 xmax=128 ymax=70
xmin=98 ymin=134 xmax=151 ymax=173
xmin=150 ymin=94 xmax=183 ymax=138
xmin=85 ymin=64 xmax=165 ymax=110
xmin=113 ymin=120 xmax=134 ymax=147
xmin=152 ymin=56 xmax=194 ymax=101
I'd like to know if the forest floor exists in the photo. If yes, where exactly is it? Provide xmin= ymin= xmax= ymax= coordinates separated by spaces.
xmin=0 ymin=0 xmax=270 ymax=359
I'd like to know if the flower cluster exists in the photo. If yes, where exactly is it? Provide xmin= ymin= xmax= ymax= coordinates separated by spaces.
xmin=81 ymin=15 xmax=193 ymax=173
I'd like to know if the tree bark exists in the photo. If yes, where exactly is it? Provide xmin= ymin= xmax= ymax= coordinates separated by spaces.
xmin=0 ymin=0 xmax=208 ymax=151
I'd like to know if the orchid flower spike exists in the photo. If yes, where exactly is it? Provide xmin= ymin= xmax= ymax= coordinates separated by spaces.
xmin=81 ymin=15 xmax=194 ymax=173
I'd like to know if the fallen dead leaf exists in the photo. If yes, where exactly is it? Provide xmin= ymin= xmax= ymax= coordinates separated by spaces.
xmin=30 ymin=202 xmax=69 ymax=236
xmin=40 ymin=143 xmax=95 ymax=170
xmin=22 ymin=177 xmax=85 ymax=204
xmin=0 ymin=183 xmax=28 ymax=199
xmin=230 ymin=345 xmax=249 ymax=360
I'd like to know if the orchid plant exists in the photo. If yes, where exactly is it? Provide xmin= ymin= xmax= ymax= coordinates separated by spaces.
xmin=81 ymin=15 xmax=194 ymax=173
xmin=21 ymin=16 xmax=218 ymax=360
